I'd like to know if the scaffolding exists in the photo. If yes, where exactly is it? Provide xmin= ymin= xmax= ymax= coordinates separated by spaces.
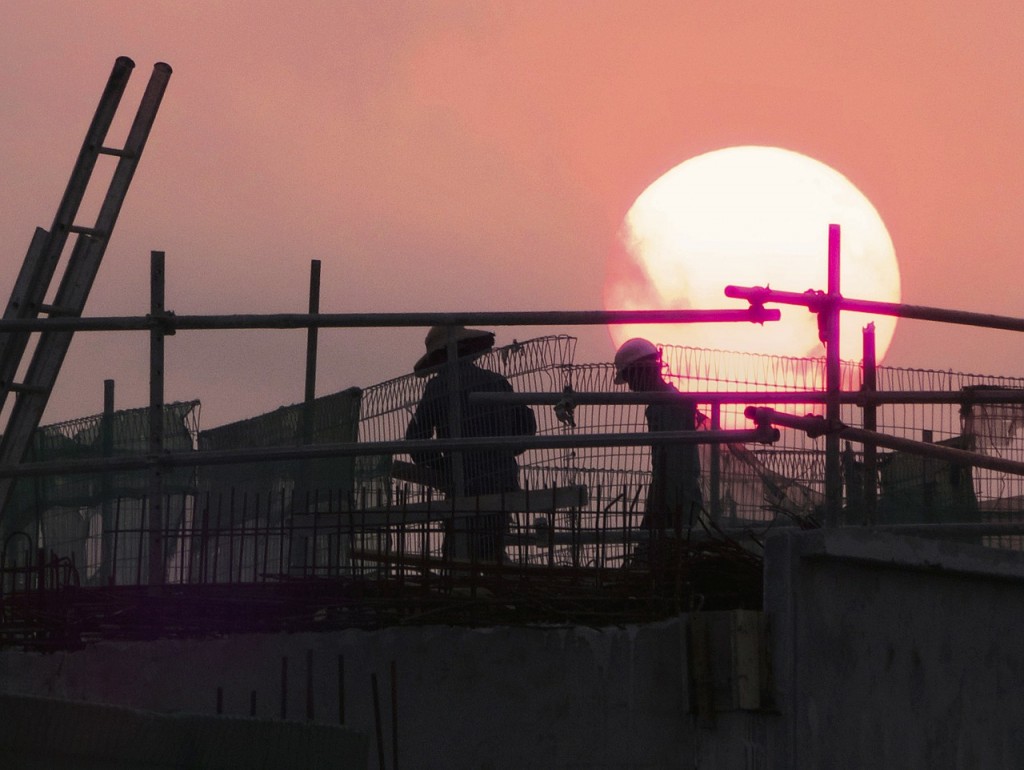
xmin=3 ymin=319 xmax=1024 ymax=646
xmin=6 ymin=58 xmax=1024 ymax=647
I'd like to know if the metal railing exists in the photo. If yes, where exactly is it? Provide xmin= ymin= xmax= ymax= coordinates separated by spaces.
xmin=5 ymin=229 xmax=1024 ymax=646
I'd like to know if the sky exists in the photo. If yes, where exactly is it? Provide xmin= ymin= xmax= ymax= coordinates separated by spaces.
xmin=2 ymin=1 xmax=1023 ymax=429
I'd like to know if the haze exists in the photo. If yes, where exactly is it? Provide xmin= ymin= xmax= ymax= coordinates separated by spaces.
xmin=2 ymin=2 xmax=1023 ymax=427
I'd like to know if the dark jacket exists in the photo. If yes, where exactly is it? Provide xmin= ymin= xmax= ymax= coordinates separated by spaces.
xmin=405 ymin=362 xmax=536 ymax=496
xmin=644 ymin=381 xmax=702 ymax=529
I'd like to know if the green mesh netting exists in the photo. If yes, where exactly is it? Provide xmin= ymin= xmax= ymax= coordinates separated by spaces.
xmin=6 ymin=401 xmax=200 ymax=518
xmin=197 ymin=387 xmax=362 ymax=514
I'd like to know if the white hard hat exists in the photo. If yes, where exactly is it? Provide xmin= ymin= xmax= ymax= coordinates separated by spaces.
xmin=613 ymin=338 xmax=660 ymax=384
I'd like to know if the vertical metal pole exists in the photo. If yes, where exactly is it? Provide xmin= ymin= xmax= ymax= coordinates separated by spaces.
xmin=390 ymin=659 xmax=399 ymax=770
xmin=862 ymin=323 xmax=878 ymax=525
xmin=148 ymin=251 xmax=166 ymax=584
xmin=303 ymin=260 xmax=321 ymax=430
xmin=100 ymin=379 xmax=114 ymax=584
xmin=445 ymin=329 xmax=465 ymax=497
xmin=710 ymin=402 xmax=721 ymax=523
xmin=305 ymin=648 xmax=315 ymax=721
xmin=825 ymin=225 xmax=843 ymax=527
xmin=299 ymin=260 xmax=321 ymax=508
xmin=280 ymin=656 xmax=289 ymax=720
xmin=337 ymin=654 xmax=346 ymax=725
xmin=444 ymin=328 xmax=466 ymax=559
xmin=371 ymin=672 xmax=386 ymax=770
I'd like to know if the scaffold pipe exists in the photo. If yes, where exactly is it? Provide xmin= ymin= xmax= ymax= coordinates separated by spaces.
xmin=744 ymin=406 xmax=1024 ymax=477
xmin=0 ymin=426 xmax=781 ymax=480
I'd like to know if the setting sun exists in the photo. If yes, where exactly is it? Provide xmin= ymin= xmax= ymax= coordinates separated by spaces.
xmin=604 ymin=146 xmax=901 ymax=363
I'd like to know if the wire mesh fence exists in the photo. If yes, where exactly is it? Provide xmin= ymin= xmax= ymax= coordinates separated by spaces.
xmin=5 ymin=336 xmax=1024 ymax=643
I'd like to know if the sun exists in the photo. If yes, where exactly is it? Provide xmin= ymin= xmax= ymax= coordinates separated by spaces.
xmin=604 ymin=146 xmax=901 ymax=363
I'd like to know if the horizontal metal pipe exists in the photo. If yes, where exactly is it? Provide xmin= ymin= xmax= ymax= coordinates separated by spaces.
xmin=0 ymin=427 xmax=780 ymax=479
xmin=0 ymin=307 xmax=780 ymax=333
xmin=530 ymin=522 xmax=1024 ymax=544
xmin=836 ymin=424 xmax=1024 ymax=476
xmin=473 ymin=389 xmax=1024 ymax=407
xmin=853 ymin=389 xmax=1024 ymax=406
xmin=474 ymin=391 xmax=834 ymax=405
xmin=725 ymin=284 xmax=1024 ymax=333
xmin=747 ymin=406 xmax=1024 ymax=477
xmin=867 ymin=523 xmax=1024 ymax=537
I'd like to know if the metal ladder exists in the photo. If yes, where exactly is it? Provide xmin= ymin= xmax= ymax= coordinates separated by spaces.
xmin=0 ymin=57 xmax=172 ymax=521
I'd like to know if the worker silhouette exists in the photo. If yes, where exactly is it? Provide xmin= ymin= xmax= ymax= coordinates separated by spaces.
xmin=614 ymin=338 xmax=703 ymax=544
xmin=406 ymin=326 xmax=536 ymax=562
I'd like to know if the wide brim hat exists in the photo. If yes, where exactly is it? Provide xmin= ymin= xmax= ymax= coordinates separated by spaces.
xmin=414 ymin=325 xmax=496 ymax=375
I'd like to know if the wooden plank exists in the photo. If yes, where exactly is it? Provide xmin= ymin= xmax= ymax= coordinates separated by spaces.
xmin=289 ymin=485 xmax=588 ymax=529
xmin=389 ymin=459 xmax=444 ymax=491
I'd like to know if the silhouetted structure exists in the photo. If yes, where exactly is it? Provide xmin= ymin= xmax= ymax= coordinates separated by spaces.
xmin=405 ymin=326 xmax=536 ymax=561
xmin=613 ymin=338 xmax=703 ymax=534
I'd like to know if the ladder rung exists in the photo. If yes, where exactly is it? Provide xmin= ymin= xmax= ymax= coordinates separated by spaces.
xmin=37 ymin=303 xmax=77 ymax=317
xmin=4 ymin=382 xmax=48 ymax=395
xmin=67 ymin=225 xmax=105 ymax=238
xmin=98 ymin=146 xmax=133 ymax=158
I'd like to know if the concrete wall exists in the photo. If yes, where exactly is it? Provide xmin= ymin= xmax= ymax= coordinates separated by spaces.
xmin=765 ymin=528 xmax=1024 ymax=769
xmin=0 ymin=693 xmax=368 ymax=769
xmin=0 ymin=618 xmax=740 ymax=769
xmin=3 ymin=529 xmax=1024 ymax=768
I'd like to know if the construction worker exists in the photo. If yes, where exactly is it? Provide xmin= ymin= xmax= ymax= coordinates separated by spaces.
xmin=406 ymin=325 xmax=536 ymax=562
xmin=614 ymin=338 xmax=703 ymax=539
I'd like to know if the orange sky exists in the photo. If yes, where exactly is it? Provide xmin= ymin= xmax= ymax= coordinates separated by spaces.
xmin=2 ymin=2 xmax=1023 ymax=426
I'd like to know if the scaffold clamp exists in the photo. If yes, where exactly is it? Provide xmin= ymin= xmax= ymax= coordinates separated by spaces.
xmin=553 ymin=385 xmax=576 ymax=428
xmin=744 ymin=406 xmax=840 ymax=439
xmin=147 ymin=310 xmax=177 ymax=335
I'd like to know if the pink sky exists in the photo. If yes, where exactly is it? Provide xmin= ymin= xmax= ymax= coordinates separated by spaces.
xmin=2 ymin=2 xmax=1023 ymax=427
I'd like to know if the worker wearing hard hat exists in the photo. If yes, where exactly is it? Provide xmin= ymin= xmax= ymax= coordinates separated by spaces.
xmin=614 ymin=338 xmax=703 ymax=536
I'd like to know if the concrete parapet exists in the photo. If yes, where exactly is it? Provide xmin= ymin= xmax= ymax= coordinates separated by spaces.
xmin=765 ymin=527 xmax=1024 ymax=769
xmin=0 ymin=692 xmax=368 ymax=769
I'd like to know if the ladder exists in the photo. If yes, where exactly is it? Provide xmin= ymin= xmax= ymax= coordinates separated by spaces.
xmin=0 ymin=56 xmax=172 ymax=523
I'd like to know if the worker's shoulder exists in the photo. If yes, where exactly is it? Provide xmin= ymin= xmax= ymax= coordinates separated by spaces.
xmin=465 ymin=364 xmax=513 ymax=390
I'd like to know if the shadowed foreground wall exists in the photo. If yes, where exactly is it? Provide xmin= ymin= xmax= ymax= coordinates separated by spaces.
xmin=0 ymin=619 xmax=719 ymax=768
xmin=0 ymin=693 xmax=368 ymax=769
xmin=3 ymin=529 xmax=1024 ymax=768
xmin=765 ymin=529 xmax=1024 ymax=769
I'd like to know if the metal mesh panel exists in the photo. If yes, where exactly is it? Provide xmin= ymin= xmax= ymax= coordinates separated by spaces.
xmin=355 ymin=336 xmax=577 ymax=564
xmin=3 ymin=402 xmax=200 ymax=586
xmin=10 ymin=339 xmax=1024 ymax=601
xmin=872 ymin=366 xmax=1024 ymax=548
xmin=349 ymin=340 xmax=1024 ymax=567
xmin=197 ymin=387 xmax=362 ymax=513
xmin=193 ymin=388 xmax=363 ymax=582
xmin=9 ymin=401 xmax=199 ymax=506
